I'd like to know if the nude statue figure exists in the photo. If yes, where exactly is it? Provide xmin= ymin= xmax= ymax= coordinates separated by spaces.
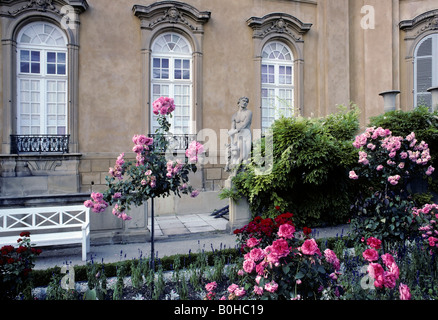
xmin=225 ymin=97 xmax=253 ymax=172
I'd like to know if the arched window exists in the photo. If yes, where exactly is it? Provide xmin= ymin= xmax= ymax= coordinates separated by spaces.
xmin=261 ymin=41 xmax=294 ymax=132
xmin=151 ymin=32 xmax=193 ymax=134
xmin=414 ymin=34 xmax=438 ymax=108
xmin=17 ymin=22 xmax=68 ymax=135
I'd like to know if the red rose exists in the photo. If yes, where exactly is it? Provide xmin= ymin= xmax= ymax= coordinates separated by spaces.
xmin=303 ymin=227 xmax=312 ymax=235
xmin=20 ymin=231 xmax=31 ymax=238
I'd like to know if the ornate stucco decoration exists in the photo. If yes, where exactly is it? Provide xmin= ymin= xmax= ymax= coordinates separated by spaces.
xmin=133 ymin=1 xmax=210 ymax=33
xmin=0 ymin=0 xmax=88 ymax=18
xmin=247 ymin=13 xmax=312 ymax=42
xmin=400 ymin=9 xmax=438 ymax=40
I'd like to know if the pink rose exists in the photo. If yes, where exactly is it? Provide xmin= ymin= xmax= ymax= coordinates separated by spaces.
xmin=300 ymin=238 xmax=321 ymax=256
xmin=227 ymin=284 xmax=239 ymax=293
xmin=246 ymin=237 xmax=261 ymax=248
xmin=249 ymin=248 xmax=265 ymax=262
xmin=277 ymin=223 xmax=295 ymax=239
xmin=399 ymin=283 xmax=411 ymax=300
xmin=324 ymin=249 xmax=340 ymax=271
xmin=264 ymin=280 xmax=278 ymax=293
xmin=381 ymin=253 xmax=395 ymax=267
xmin=349 ymin=171 xmax=359 ymax=180
xmin=243 ymin=259 xmax=256 ymax=273
xmin=367 ymin=263 xmax=384 ymax=288
xmin=366 ymin=237 xmax=382 ymax=249
xmin=234 ymin=287 xmax=246 ymax=297
xmin=205 ymin=281 xmax=217 ymax=292
xmin=383 ymin=271 xmax=397 ymax=289
xmin=362 ymin=248 xmax=379 ymax=262
xmin=253 ymin=285 xmax=264 ymax=296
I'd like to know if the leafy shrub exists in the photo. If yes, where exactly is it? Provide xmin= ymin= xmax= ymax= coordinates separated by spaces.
xmin=0 ymin=232 xmax=42 ymax=300
xmin=413 ymin=203 xmax=438 ymax=257
xmin=348 ymin=127 xmax=435 ymax=246
xmin=369 ymin=106 xmax=438 ymax=197
xmin=369 ymin=106 xmax=438 ymax=164
xmin=231 ymin=106 xmax=360 ymax=227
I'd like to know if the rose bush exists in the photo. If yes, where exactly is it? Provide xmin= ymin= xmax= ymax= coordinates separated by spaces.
xmin=412 ymin=203 xmax=438 ymax=256
xmin=349 ymin=128 xmax=435 ymax=246
xmin=360 ymin=236 xmax=411 ymax=300
xmin=227 ymin=212 xmax=342 ymax=300
xmin=84 ymin=97 xmax=203 ymax=220
xmin=0 ymin=232 xmax=42 ymax=300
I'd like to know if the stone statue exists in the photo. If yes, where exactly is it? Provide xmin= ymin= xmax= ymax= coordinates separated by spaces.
xmin=225 ymin=97 xmax=253 ymax=172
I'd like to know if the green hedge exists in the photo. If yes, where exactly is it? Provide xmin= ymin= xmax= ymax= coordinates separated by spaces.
xmin=230 ymin=106 xmax=360 ymax=228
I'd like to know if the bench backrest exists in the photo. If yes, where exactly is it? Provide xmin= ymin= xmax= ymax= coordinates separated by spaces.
xmin=0 ymin=205 xmax=89 ymax=233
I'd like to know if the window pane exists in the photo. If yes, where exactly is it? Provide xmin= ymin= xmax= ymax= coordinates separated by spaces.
xmin=418 ymin=37 xmax=432 ymax=57
xmin=47 ymin=64 xmax=56 ymax=74
xmin=58 ymin=52 xmax=66 ymax=64
xmin=21 ymin=50 xmax=30 ymax=61
xmin=21 ymin=63 xmax=30 ymax=73
xmin=31 ymin=63 xmax=40 ymax=74
xmin=57 ymin=64 xmax=66 ymax=75
xmin=31 ymin=51 xmax=40 ymax=62
xmin=153 ymin=58 xmax=161 ymax=68
xmin=47 ymin=52 xmax=56 ymax=63
xmin=417 ymin=57 xmax=432 ymax=92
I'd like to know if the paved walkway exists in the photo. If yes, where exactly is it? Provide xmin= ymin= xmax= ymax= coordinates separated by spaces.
xmin=33 ymin=212 xmax=350 ymax=270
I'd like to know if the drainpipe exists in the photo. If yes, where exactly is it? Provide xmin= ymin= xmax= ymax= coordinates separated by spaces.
xmin=379 ymin=90 xmax=400 ymax=113
xmin=427 ymin=87 xmax=438 ymax=112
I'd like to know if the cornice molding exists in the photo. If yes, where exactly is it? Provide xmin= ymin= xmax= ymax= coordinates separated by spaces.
xmin=399 ymin=9 xmax=438 ymax=39
xmin=133 ymin=1 xmax=210 ymax=32
xmin=247 ymin=13 xmax=312 ymax=41
xmin=0 ymin=0 xmax=88 ymax=18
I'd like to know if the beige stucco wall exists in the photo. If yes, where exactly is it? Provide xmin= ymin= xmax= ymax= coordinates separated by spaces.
xmin=2 ymin=0 xmax=438 ymax=198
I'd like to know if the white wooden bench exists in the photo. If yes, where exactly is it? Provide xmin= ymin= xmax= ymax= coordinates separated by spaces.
xmin=0 ymin=205 xmax=90 ymax=261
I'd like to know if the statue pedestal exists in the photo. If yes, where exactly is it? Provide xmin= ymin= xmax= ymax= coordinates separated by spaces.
xmin=224 ymin=177 xmax=251 ymax=234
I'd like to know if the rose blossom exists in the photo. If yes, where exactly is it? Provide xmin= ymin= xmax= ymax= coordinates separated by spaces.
xmin=399 ymin=283 xmax=411 ymax=300
xmin=246 ymin=237 xmax=261 ymax=248
xmin=249 ymin=247 xmax=265 ymax=261
xmin=277 ymin=223 xmax=295 ymax=239
xmin=205 ymin=281 xmax=217 ymax=292
xmin=381 ymin=253 xmax=395 ymax=267
xmin=367 ymin=263 xmax=384 ymax=288
xmin=264 ymin=280 xmax=278 ymax=293
xmin=253 ymin=285 xmax=264 ymax=296
xmin=234 ymin=287 xmax=246 ymax=297
xmin=243 ymin=259 xmax=256 ymax=273
xmin=362 ymin=248 xmax=379 ymax=262
xmin=300 ymin=238 xmax=321 ymax=256
xmin=324 ymin=249 xmax=340 ymax=271
xmin=349 ymin=170 xmax=358 ymax=180
xmin=383 ymin=271 xmax=397 ymax=289
xmin=366 ymin=237 xmax=382 ymax=249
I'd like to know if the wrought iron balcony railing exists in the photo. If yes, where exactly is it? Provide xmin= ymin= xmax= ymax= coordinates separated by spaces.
xmin=148 ymin=134 xmax=197 ymax=152
xmin=10 ymin=135 xmax=70 ymax=154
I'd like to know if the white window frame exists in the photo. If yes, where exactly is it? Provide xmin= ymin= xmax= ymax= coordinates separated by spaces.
xmin=16 ymin=22 xmax=68 ymax=135
xmin=150 ymin=32 xmax=193 ymax=135
xmin=261 ymin=41 xmax=294 ymax=132
xmin=414 ymin=33 xmax=438 ymax=108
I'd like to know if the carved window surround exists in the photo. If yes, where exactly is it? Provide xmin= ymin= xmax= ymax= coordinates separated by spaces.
xmin=0 ymin=0 xmax=89 ymax=154
xmin=132 ymin=1 xmax=211 ymax=134
xmin=399 ymin=9 xmax=438 ymax=109
xmin=247 ymin=13 xmax=312 ymax=123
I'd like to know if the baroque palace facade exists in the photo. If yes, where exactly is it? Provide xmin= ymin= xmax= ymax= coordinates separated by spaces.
xmin=0 ymin=0 xmax=437 ymax=242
